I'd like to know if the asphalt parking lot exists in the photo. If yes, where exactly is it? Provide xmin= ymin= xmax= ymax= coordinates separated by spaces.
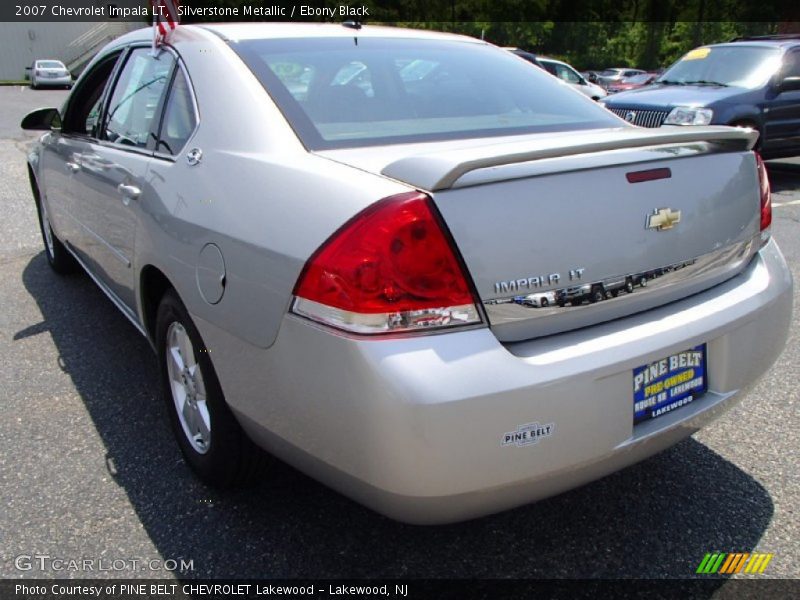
xmin=0 ymin=86 xmax=798 ymax=582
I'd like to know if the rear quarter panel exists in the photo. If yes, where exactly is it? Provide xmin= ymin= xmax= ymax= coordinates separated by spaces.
xmin=136 ymin=27 xmax=408 ymax=349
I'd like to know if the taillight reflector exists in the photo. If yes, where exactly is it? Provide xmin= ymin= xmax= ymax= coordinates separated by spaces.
xmin=755 ymin=152 xmax=771 ymax=243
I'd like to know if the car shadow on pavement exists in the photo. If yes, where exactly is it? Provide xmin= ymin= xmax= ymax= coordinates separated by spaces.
xmin=21 ymin=252 xmax=773 ymax=582
xmin=766 ymin=161 xmax=800 ymax=195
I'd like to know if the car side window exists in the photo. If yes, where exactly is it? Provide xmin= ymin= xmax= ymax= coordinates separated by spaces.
xmin=783 ymin=51 xmax=800 ymax=78
xmin=103 ymin=48 xmax=175 ymax=148
xmin=61 ymin=52 xmax=121 ymax=137
xmin=557 ymin=65 xmax=581 ymax=84
xmin=156 ymin=68 xmax=198 ymax=156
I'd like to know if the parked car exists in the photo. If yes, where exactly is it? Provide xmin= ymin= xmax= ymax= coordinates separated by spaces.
xmin=555 ymin=284 xmax=599 ymax=306
xmin=606 ymin=72 xmax=659 ymax=94
xmin=505 ymin=47 xmax=545 ymax=69
xmin=582 ymin=70 xmax=602 ymax=84
xmin=22 ymin=23 xmax=792 ymax=524
xmin=597 ymin=67 xmax=647 ymax=87
xmin=602 ymin=35 xmax=800 ymax=159
xmin=28 ymin=59 xmax=72 ymax=89
xmin=516 ymin=291 xmax=557 ymax=308
xmin=538 ymin=57 xmax=608 ymax=100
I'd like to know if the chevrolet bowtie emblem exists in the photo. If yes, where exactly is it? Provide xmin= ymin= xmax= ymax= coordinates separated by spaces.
xmin=646 ymin=208 xmax=682 ymax=231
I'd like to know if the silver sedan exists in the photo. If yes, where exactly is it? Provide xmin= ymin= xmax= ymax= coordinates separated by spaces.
xmin=22 ymin=24 xmax=792 ymax=524
xmin=29 ymin=59 xmax=73 ymax=89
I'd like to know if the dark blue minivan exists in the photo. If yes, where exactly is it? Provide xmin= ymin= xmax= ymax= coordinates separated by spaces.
xmin=602 ymin=35 xmax=800 ymax=159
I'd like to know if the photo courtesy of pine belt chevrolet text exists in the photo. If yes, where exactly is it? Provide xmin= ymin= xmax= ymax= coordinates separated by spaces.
xmin=21 ymin=23 xmax=793 ymax=524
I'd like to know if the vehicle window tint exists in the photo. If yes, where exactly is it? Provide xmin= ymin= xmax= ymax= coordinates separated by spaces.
xmin=268 ymin=60 xmax=315 ymax=101
xmin=61 ymin=52 xmax=121 ymax=137
xmin=235 ymin=38 xmax=619 ymax=150
xmin=104 ymin=48 xmax=174 ymax=148
xmin=541 ymin=62 xmax=558 ymax=76
xmin=783 ymin=51 xmax=800 ymax=78
xmin=555 ymin=64 xmax=581 ymax=84
xmin=661 ymin=46 xmax=781 ymax=88
xmin=157 ymin=69 xmax=197 ymax=155
xmin=85 ymin=97 xmax=103 ymax=135
xmin=398 ymin=59 xmax=438 ymax=82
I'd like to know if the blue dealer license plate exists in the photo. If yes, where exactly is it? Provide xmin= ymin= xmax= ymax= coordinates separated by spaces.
xmin=633 ymin=345 xmax=707 ymax=424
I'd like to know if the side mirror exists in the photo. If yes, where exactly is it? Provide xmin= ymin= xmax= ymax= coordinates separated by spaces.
xmin=778 ymin=76 xmax=800 ymax=93
xmin=21 ymin=107 xmax=61 ymax=131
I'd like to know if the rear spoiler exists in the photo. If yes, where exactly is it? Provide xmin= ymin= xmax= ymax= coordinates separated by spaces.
xmin=381 ymin=126 xmax=758 ymax=191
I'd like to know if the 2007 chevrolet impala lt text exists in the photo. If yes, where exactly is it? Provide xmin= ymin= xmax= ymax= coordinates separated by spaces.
xmin=21 ymin=23 xmax=792 ymax=523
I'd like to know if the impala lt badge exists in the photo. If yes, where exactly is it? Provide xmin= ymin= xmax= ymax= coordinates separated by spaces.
xmin=647 ymin=208 xmax=681 ymax=231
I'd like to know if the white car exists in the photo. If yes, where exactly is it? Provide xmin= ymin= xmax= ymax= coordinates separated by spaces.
xmin=539 ymin=57 xmax=607 ymax=100
xmin=29 ymin=60 xmax=72 ymax=89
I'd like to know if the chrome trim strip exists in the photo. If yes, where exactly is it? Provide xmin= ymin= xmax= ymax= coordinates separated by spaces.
xmin=484 ymin=237 xmax=757 ymax=328
xmin=64 ymin=242 xmax=147 ymax=337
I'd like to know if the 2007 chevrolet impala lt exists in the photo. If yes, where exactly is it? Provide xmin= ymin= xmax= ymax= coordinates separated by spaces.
xmin=22 ymin=24 xmax=792 ymax=523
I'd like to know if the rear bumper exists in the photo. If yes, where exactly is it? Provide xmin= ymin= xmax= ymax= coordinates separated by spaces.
xmin=34 ymin=76 xmax=71 ymax=86
xmin=197 ymin=240 xmax=792 ymax=524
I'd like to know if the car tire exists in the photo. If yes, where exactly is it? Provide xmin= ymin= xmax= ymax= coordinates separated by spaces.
xmin=591 ymin=289 xmax=605 ymax=303
xmin=540 ymin=298 xmax=549 ymax=307
xmin=35 ymin=191 xmax=76 ymax=274
xmin=156 ymin=290 xmax=269 ymax=488
xmin=625 ymin=281 xmax=634 ymax=293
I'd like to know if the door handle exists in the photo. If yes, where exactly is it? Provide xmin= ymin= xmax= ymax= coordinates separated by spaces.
xmin=117 ymin=183 xmax=141 ymax=200
xmin=65 ymin=161 xmax=80 ymax=172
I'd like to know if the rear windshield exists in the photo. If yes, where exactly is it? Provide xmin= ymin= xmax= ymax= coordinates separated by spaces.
xmin=658 ymin=45 xmax=782 ymax=88
xmin=233 ymin=37 xmax=619 ymax=150
xmin=38 ymin=61 xmax=64 ymax=69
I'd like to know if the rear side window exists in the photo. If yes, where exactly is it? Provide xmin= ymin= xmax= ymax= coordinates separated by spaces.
xmin=104 ymin=48 xmax=175 ymax=148
xmin=234 ymin=37 xmax=619 ymax=150
xmin=783 ymin=50 xmax=800 ymax=78
xmin=156 ymin=69 xmax=197 ymax=155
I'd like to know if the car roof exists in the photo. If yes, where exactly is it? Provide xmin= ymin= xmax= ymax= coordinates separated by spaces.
xmin=727 ymin=34 xmax=800 ymax=49
xmin=196 ymin=22 xmax=482 ymax=44
xmin=106 ymin=23 xmax=485 ymax=53
xmin=709 ymin=40 xmax=799 ymax=51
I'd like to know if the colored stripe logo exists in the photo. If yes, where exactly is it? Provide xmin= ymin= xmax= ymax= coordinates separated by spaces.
xmin=696 ymin=552 xmax=773 ymax=574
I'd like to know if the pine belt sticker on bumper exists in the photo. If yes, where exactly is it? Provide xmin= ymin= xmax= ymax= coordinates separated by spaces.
xmin=502 ymin=422 xmax=555 ymax=447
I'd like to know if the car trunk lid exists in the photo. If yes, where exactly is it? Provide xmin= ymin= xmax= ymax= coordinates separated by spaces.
xmin=316 ymin=126 xmax=762 ymax=342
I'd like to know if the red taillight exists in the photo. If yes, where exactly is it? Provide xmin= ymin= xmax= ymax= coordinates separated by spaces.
xmin=755 ymin=152 xmax=771 ymax=240
xmin=292 ymin=191 xmax=482 ymax=334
